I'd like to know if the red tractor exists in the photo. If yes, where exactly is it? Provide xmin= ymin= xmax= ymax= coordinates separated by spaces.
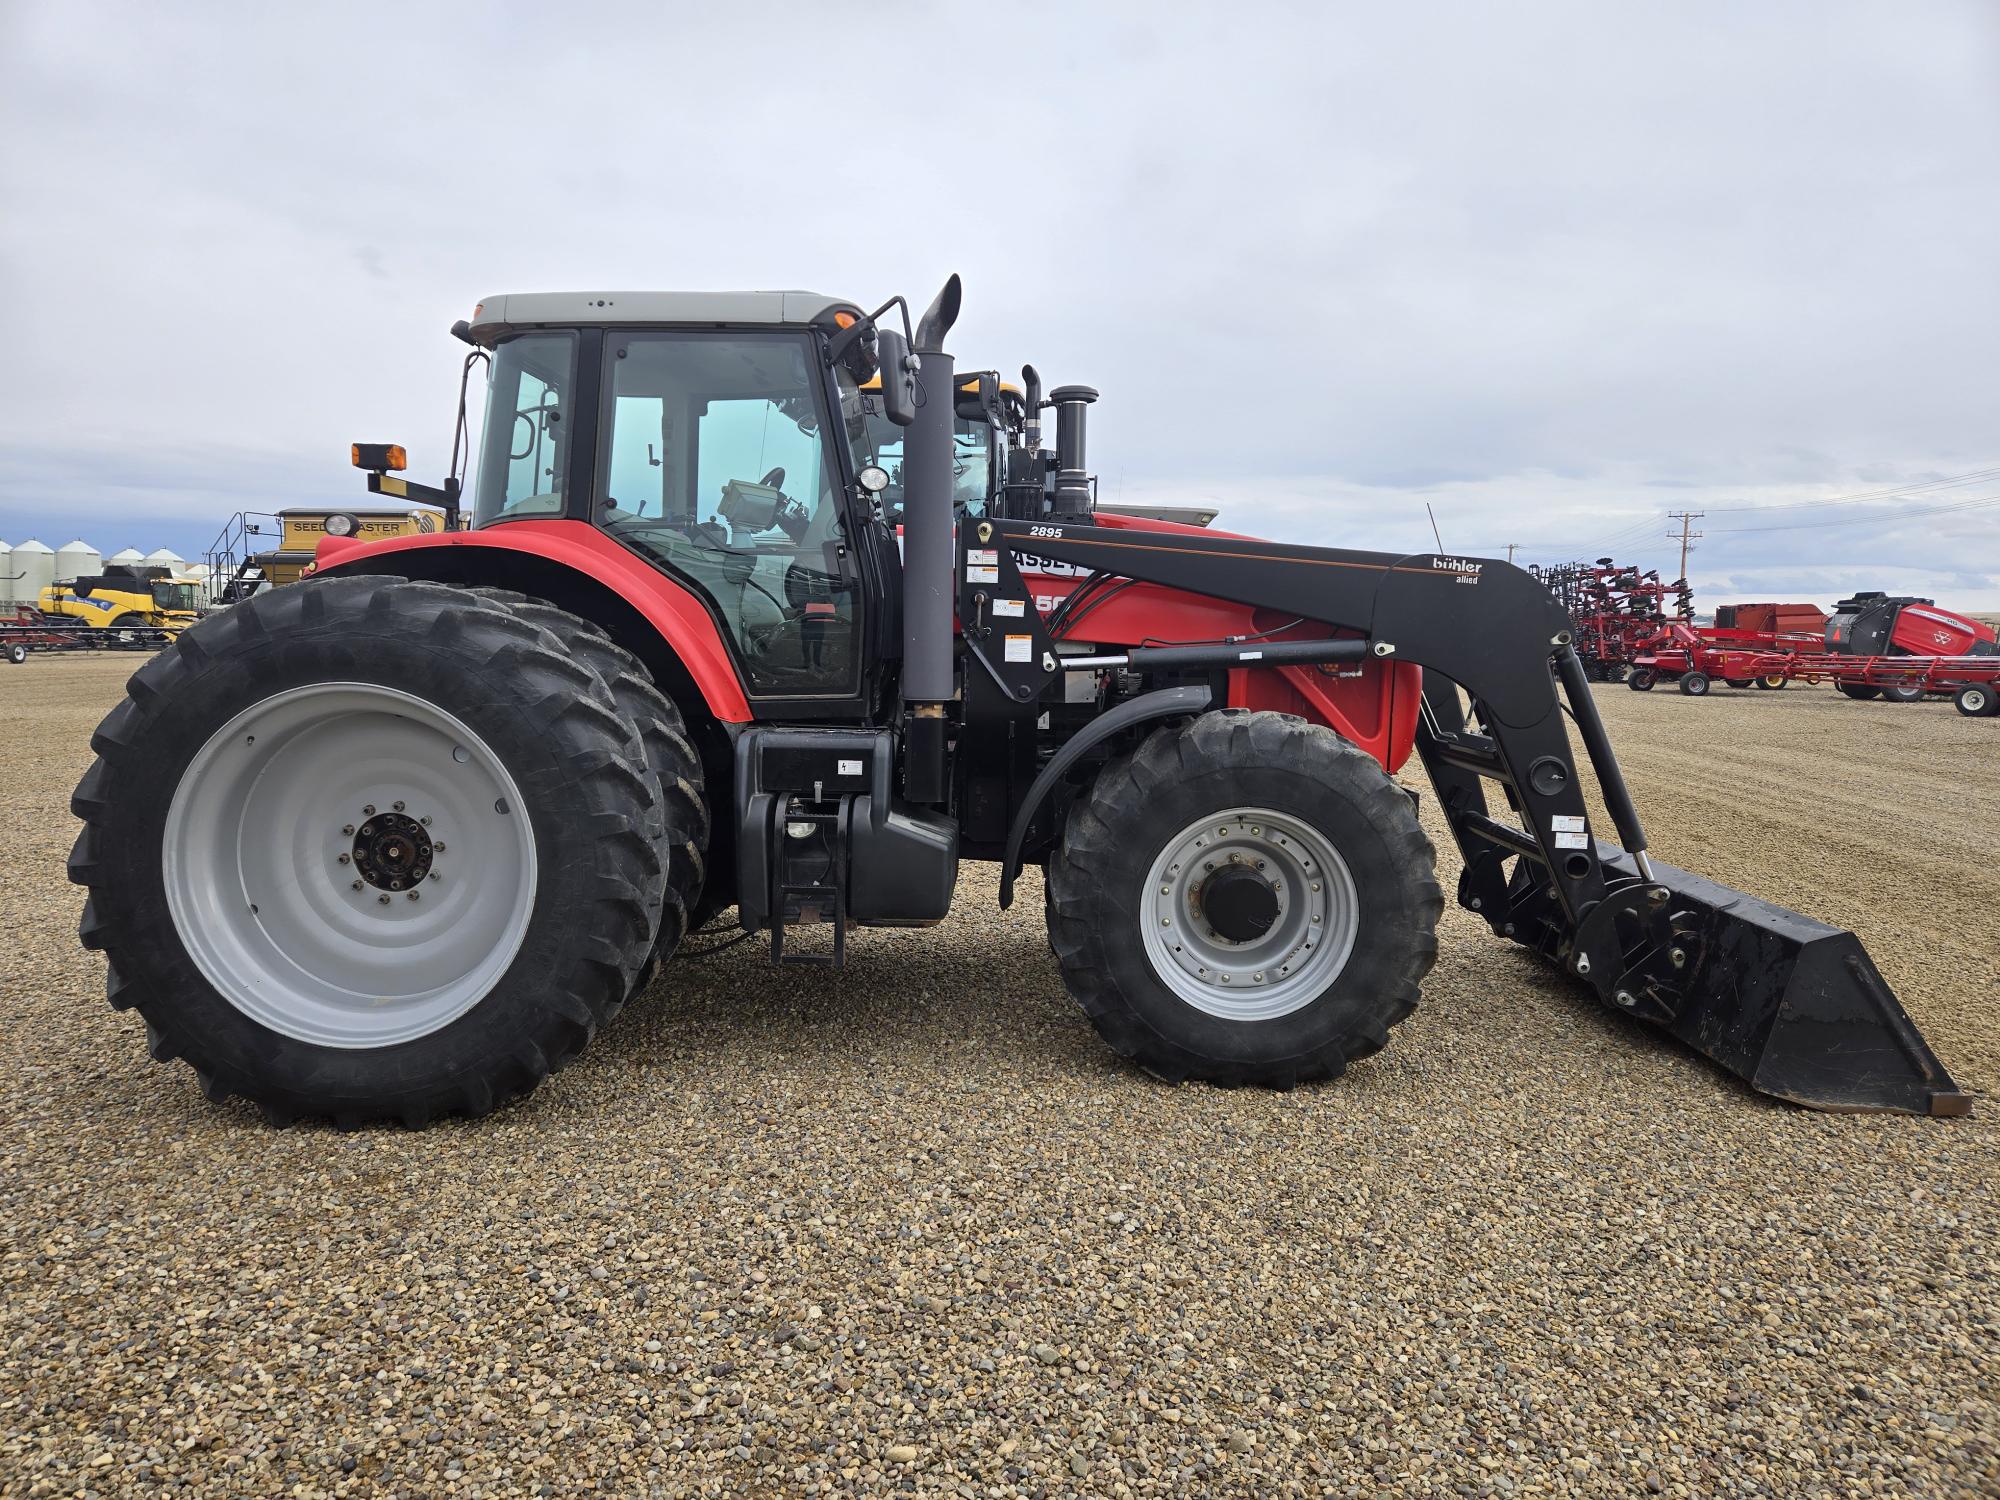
xmin=68 ymin=280 xmax=1968 ymax=1124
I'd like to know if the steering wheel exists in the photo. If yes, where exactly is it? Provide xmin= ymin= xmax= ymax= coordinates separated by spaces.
xmin=760 ymin=467 xmax=786 ymax=491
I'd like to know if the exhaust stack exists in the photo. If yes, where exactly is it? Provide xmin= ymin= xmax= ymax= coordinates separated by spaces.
xmin=900 ymin=275 xmax=962 ymax=803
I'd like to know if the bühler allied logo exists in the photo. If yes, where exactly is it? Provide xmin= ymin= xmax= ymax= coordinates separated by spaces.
xmin=1433 ymin=556 xmax=1484 ymax=584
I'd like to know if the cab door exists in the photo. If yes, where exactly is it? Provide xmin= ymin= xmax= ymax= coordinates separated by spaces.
xmin=595 ymin=331 xmax=872 ymax=713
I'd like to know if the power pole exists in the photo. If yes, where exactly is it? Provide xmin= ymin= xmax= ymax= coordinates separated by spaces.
xmin=1505 ymin=543 xmax=1518 ymax=564
xmin=1667 ymin=511 xmax=1703 ymax=582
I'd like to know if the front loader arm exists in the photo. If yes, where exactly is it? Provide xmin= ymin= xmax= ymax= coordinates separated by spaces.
xmin=973 ymin=518 xmax=1968 ymax=1116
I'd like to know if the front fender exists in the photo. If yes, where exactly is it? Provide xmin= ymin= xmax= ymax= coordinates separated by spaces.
xmin=997 ymin=684 xmax=1214 ymax=908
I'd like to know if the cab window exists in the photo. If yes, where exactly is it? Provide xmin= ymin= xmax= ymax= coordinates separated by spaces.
xmin=473 ymin=333 xmax=576 ymax=524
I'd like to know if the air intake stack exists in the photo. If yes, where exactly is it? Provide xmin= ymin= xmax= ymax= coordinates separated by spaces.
xmin=1048 ymin=384 xmax=1099 ymax=517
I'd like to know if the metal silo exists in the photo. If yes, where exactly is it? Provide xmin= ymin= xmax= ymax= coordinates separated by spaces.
xmin=55 ymin=539 xmax=104 ymax=588
xmin=9 ymin=540 xmax=55 ymax=607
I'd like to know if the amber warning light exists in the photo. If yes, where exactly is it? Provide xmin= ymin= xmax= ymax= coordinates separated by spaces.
xmin=351 ymin=444 xmax=408 ymax=472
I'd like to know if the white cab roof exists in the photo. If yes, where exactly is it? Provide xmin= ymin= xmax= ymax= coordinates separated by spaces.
xmin=466 ymin=290 xmax=858 ymax=345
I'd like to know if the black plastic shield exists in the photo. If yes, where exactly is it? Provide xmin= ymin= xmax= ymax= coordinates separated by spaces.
xmin=1586 ymin=845 xmax=1971 ymax=1117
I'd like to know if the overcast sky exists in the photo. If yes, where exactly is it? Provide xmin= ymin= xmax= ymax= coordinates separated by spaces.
xmin=2 ymin=1 xmax=1996 ymax=607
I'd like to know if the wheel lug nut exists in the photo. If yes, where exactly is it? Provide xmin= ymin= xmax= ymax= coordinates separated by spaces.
xmin=420 ymin=816 xmax=431 ymax=827
xmin=407 ymin=890 xmax=420 ymax=901
xmin=342 ymin=824 xmax=355 ymax=836
xmin=377 ymin=894 xmax=390 ymax=905
xmin=392 ymin=800 xmax=405 ymax=812
xmin=337 ymin=853 xmax=351 ymax=864
xmin=429 ymin=871 xmax=440 ymax=882
xmin=363 ymin=805 xmax=376 ymax=816
xmin=434 ymin=842 xmax=447 ymax=853
xmin=352 ymin=879 xmax=364 ymax=891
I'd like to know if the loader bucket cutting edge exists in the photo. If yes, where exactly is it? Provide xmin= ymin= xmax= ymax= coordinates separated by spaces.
xmin=1587 ymin=844 xmax=1971 ymax=1117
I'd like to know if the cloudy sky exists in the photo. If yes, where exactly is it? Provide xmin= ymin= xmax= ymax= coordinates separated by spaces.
xmin=3 ymin=1 xmax=1996 ymax=607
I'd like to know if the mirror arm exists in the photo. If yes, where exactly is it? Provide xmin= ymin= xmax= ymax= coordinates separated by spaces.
xmin=826 ymin=295 xmax=913 ymax=367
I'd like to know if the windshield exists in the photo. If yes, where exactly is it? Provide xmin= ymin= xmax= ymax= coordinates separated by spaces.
xmin=844 ymin=392 xmax=995 ymax=523
xmin=472 ymin=332 xmax=577 ymax=525
xmin=152 ymin=582 xmax=199 ymax=613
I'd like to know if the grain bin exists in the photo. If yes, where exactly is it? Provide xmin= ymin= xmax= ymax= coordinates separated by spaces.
xmin=107 ymin=547 xmax=146 ymax=567
xmin=55 ymin=539 xmax=104 ymax=585
xmin=143 ymin=547 xmax=187 ymax=570
xmin=8 ymin=540 xmax=55 ymax=607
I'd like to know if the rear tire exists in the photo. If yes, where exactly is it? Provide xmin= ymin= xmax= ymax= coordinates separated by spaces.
xmin=1880 ymin=684 xmax=1927 ymax=703
xmin=463 ymin=589 xmax=709 ymax=982
xmin=1046 ymin=710 xmax=1442 ymax=1087
xmin=1678 ymin=671 xmax=1711 ymax=697
xmin=1723 ymin=677 xmax=1753 ymax=689
xmin=5 ymin=643 xmax=24 ymax=665
xmin=1754 ymin=674 xmax=1786 ymax=690
xmin=1627 ymin=668 xmax=1656 ymax=691
xmin=1953 ymin=684 xmax=1997 ymax=717
xmin=68 ymin=575 xmax=667 ymax=1126
xmin=1838 ymin=682 xmax=1880 ymax=701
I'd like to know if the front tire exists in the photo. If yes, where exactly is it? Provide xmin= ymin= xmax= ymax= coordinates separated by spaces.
xmin=1046 ymin=711 xmax=1442 ymax=1087
xmin=1881 ymin=684 xmax=1927 ymax=703
xmin=1838 ymin=682 xmax=1880 ymax=701
xmin=68 ymin=575 xmax=666 ymax=1126
xmin=1755 ymin=674 xmax=1786 ymax=690
xmin=1678 ymin=671 xmax=1711 ymax=696
xmin=1627 ymin=668 xmax=1656 ymax=691
xmin=5 ymin=643 xmax=25 ymax=665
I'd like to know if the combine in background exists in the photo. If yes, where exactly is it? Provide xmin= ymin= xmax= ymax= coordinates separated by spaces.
xmin=38 ymin=564 xmax=202 ymax=633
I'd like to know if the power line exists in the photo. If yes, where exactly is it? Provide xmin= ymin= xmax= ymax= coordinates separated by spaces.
xmin=1703 ymin=465 xmax=2000 ymax=514
xmin=1704 ymin=494 xmax=2000 ymax=536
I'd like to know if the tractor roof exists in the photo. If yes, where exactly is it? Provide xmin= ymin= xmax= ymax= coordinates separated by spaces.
xmin=466 ymin=290 xmax=860 ymax=344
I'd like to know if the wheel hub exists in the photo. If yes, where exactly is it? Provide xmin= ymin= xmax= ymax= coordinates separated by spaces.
xmin=1141 ymin=808 xmax=1360 ymax=1021
xmin=351 ymin=811 xmax=434 ymax=891
xmin=1194 ymin=863 xmax=1280 ymax=943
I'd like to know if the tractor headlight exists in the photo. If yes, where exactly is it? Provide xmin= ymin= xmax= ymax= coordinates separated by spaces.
xmin=324 ymin=514 xmax=359 ymax=538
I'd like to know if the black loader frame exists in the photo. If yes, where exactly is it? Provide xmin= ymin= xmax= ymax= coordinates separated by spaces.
xmin=955 ymin=516 xmax=1968 ymax=1118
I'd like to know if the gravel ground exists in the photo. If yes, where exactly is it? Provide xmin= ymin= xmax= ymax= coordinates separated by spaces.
xmin=3 ymin=655 xmax=1995 ymax=1498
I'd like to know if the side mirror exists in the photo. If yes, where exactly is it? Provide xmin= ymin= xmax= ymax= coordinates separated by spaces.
xmin=875 ymin=326 xmax=919 ymax=428
xmin=955 ymin=371 xmax=1002 ymax=424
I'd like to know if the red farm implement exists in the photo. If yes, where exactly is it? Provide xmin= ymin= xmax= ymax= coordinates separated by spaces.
xmin=1626 ymin=620 xmax=1826 ymax=695
xmin=1 ymin=607 xmax=173 ymax=664
xmin=1531 ymin=559 xmax=1692 ymax=680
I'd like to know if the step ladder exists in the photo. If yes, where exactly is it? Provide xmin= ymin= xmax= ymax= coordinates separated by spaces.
xmin=769 ymin=800 xmax=848 ymax=967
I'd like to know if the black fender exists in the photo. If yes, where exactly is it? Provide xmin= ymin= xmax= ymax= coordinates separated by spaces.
xmin=997 ymin=684 xmax=1213 ymax=908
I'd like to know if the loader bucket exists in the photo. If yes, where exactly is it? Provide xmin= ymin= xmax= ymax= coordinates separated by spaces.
xmin=1588 ymin=845 xmax=1971 ymax=1116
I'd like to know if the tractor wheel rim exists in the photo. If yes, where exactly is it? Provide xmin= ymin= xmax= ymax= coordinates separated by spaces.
xmin=1140 ymin=806 xmax=1359 ymax=1020
xmin=162 ymin=682 xmax=538 ymax=1049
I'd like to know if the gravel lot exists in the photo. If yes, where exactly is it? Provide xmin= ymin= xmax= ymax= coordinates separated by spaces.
xmin=3 ymin=655 xmax=1995 ymax=1497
